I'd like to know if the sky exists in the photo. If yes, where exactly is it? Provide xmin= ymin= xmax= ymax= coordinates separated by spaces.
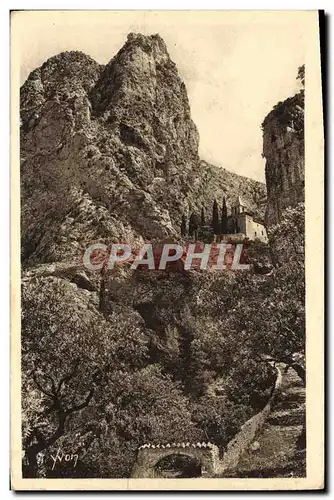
xmin=16 ymin=11 xmax=305 ymax=181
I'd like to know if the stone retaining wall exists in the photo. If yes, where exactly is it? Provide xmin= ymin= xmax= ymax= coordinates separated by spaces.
xmin=216 ymin=366 xmax=282 ymax=474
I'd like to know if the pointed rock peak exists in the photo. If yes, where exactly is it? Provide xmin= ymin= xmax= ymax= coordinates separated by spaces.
xmin=126 ymin=32 xmax=168 ymax=54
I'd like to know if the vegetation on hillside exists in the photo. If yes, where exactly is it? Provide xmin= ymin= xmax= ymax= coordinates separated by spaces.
xmin=21 ymin=204 xmax=304 ymax=478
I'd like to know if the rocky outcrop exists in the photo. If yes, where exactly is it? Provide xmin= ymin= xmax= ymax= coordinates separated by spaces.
xmin=263 ymin=90 xmax=304 ymax=226
xmin=21 ymin=33 xmax=265 ymax=265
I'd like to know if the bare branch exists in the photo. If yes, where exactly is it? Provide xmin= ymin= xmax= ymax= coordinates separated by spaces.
xmin=66 ymin=386 xmax=95 ymax=415
xmin=44 ymin=412 xmax=67 ymax=448
xmin=43 ymin=373 xmax=57 ymax=395
xmin=32 ymin=371 xmax=54 ymax=399
xmin=56 ymin=359 xmax=80 ymax=395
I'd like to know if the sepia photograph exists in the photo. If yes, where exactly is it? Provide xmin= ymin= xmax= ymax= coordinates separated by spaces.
xmin=10 ymin=9 xmax=324 ymax=490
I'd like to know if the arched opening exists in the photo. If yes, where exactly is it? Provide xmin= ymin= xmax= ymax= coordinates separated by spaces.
xmin=154 ymin=454 xmax=202 ymax=478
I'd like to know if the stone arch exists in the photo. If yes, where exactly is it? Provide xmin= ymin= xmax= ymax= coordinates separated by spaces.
xmin=131 ymin=443 xmax=220 ymax=478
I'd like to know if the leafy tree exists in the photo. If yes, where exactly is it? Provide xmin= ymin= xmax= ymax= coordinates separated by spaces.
xmin=192 ymin=394 xmax=251 ymax=450
xmin=21 ymin=276 xmax=148 ymax=477
xmin=21 ymin=205 xmax=305 ymax=478
xmin=297 ymin=64 xmax=305 ymax=87
xmin=224 ymin=355 xmax=276 ymax=410
xmin=225 ymin=204 xmax=305 ymax=380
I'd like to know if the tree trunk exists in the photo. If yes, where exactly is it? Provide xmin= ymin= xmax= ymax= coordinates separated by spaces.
xmin=23 ymin=450 xmax=38 ymax=478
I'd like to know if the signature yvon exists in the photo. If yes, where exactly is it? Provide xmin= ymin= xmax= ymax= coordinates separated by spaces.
xmin=50 ymin=448 xmax=79 ymax=470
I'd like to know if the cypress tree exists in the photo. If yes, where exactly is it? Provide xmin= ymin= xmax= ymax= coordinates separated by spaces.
xmin=212 ymin=199 xmax=220 ymax=235
xmin=201 ymin=206 xmax=205 ymax=226
xmin=189 ymin=212 xmax=199 ymax=239
xmin=221 ymin=196 xmax=228 ymax=234
xmin=181 ymin=214 xmax=187 ymax=237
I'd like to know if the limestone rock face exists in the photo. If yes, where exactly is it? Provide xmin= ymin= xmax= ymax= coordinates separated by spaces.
xmin=21 ymin=37 xmax=276 ymax=478
xmin=263 ymin=91 xmax=304 ymax=226
xmin=197 ymin=160 xmax=266 ymax=221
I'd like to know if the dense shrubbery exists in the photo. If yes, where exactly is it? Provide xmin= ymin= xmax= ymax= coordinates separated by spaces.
xmin=21 ymin=204 xmax=304 ymax=478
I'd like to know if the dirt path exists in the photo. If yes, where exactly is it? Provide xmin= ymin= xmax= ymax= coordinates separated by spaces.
xmin=223 ymin=364 xmax=306 ymax=478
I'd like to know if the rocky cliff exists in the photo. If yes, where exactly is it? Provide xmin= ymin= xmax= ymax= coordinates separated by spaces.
xmin=263 ymin=90 xmax=304 ymax=226
xmin=21 ymin=33 xmax=264 ymax=265
xmin=198 ymin=159 xmax=266 ymax=221
xmin=20 ymin=34 xmax=277 ymax=479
